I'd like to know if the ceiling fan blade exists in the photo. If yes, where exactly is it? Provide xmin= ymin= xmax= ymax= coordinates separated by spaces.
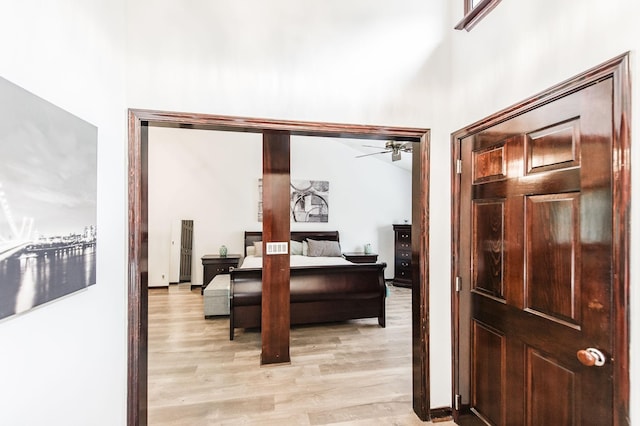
xmin=356 ymin=151 xmax=389 ymax=158
xmin=361 ymin=145 xmax=389 ymax=149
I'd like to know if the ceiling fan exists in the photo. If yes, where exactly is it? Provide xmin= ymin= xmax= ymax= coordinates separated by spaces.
xmin=356 ymin=141 xmax=413 ymax=162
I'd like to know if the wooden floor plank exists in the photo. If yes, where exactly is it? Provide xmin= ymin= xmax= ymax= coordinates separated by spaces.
xmin=148 ymin=283 xmax=454 ymax=425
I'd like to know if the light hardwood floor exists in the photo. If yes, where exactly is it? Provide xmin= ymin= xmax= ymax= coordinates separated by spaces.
xmin=148 ymin=283 xmax=454 ymax=425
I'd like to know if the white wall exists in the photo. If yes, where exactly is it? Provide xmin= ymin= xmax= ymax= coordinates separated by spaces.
xmin=148 ymin=128 xmax=262 ymax=287
xmin=0 ymin=1 xmax=127 ymax=425
xmin=148 ymin=127 xmax=411 ymax=286
xmin=125 ymin=0 xmax=442 ymax=126
xmin=291 ymin=135 xmax=412 ymax=273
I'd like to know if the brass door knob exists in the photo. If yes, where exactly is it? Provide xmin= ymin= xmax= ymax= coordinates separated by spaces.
xmin=576 ymin=348 xmax=606 ymax=367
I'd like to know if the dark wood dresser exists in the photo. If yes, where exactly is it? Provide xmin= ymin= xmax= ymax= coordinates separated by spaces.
xmin=201 ymin=254 xmax=241 ymax=293
xmin=393 ymin=224 xmax=412 ymax=288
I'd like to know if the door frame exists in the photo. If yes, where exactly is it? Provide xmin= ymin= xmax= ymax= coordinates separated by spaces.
xmin=451 ymin=53 xmax=631 ymax=423
xmin=127 ymin=109 xmax=431 ymax=425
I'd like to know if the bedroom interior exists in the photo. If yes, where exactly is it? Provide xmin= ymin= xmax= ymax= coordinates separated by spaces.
xmin=146 ymin=121 xmax=413 ymax=418
xmin=148 ymin=128 xmax=413 ymax=288
xmin=130 ymin=110 xmax=430 ymax=423
xmin=2 ymin=1 xmax=639 ymax=425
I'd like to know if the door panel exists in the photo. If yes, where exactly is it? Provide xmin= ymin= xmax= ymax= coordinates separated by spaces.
xmin=459 ymin=78 xmax=614 ymax=425
xmin=526 ymin=118 xmax=580 ymax=173
xmin=472 ymin=200 xmax=505 ymax=299
xmin=472 ymin=321 xmax=505 ymax=425
xmin=179 ymin=219 xmax=193 ymax=282
xmin=526 ymin=347 xmax=578 ymax=426
xmin=525 ymin=193 xmax=580 ymax=325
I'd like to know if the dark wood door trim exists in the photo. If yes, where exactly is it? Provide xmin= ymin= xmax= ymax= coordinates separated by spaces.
xmin=127 ymin=114 xmax=148 ymax=426
xmin=127 ymin=109 xmax=426 ymax=141
xmin=127 ymin=110 xmax=431 ymax=425
xmin=450 ymin=53 xmax=631 ymax=424
xmin=412 ymin=133 xmax=431 ymax=419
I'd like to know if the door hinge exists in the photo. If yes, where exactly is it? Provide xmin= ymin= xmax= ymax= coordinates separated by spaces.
xmin=456 ymin=159 xmax=462 ymax=174
xmin=455 ymin=276 xmax=462 ymax=292
xmin=454 ymin=394 xmax=462 ymax=411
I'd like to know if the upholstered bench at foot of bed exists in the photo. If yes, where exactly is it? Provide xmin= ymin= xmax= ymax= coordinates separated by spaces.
xmin=204 ymin=274 xmax=230 ymax=317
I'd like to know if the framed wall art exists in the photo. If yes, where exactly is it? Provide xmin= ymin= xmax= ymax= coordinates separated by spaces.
xmin=0 ymin=77 xmax=97 ymax=321
xmin=290 ymin=179 xmax=329 ymax=223
xmin=257 ymin=178 xmax=329 ymax=223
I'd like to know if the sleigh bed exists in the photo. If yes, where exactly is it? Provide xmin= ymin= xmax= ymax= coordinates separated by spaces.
xmin=229 ymin=231 xmax=387 ymax=340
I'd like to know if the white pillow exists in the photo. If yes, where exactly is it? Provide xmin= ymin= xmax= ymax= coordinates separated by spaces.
xmin=253 ymin=241 xmax=263 ymax=257
xmin=302 ymin=241 xmax=308 ymax=256
xmin=246 ymin=246 xmax=256 ymax=256
xmin=290 ymin=240 xmax=303 ymax=255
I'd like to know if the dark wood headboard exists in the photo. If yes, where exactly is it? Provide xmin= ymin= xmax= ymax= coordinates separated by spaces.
xmin=244 ymin=231 xmax=340 ymax=256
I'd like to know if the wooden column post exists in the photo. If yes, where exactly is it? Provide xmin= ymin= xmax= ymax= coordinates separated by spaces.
xmin=412 ymin=135 xmax=430 ymax=420
xmin=261 ymin=131 xmax=291 ymax=364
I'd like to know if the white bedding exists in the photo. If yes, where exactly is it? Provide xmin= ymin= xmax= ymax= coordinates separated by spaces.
xmin=239 ymin=254 xmax=353 ymax=269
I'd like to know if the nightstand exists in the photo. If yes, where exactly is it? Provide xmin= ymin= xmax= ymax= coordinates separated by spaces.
xmin=342 ymin=252 xmax=378 ymax=263
xmin=201 ymin=254 xmax=241 ymax=293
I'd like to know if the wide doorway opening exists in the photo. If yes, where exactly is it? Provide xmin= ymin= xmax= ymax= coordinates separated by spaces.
xmin=127 ymin=110 xmax=432 ymax=425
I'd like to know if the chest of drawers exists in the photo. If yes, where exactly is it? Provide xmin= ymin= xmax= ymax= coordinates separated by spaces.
xmin=393 ymin=224 xmax=412 ymax=288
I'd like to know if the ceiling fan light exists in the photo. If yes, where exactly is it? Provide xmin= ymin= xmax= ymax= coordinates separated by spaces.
xmin=392 ymin=150 xmax=401 ymax=161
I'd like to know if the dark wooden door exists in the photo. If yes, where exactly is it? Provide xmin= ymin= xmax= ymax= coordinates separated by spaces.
xmin=179 ymin=219 xmax=193 ymax=282
xmin=458 ymin=78 xmax=614 ymax=425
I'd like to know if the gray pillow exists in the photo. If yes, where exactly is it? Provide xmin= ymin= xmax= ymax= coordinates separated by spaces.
xmin=306 ymin=239 xmax=342 ymax=257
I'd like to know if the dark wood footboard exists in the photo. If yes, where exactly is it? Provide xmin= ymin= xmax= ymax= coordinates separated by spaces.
xmin=230 ymin=262 xmax=386 ymax=340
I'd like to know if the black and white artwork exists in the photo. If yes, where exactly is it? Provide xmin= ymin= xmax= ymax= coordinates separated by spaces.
xmin=257 ymin=178 xmax=263 ymax=222
xmin=257 ymin=179 xmax=329 ymax=223
xmin=290 ymin=180 xmax=329 ymax=223
xmin=0 ymin=77 xmax=97 ymax=321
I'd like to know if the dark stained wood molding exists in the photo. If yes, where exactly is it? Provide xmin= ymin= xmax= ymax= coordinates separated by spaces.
xmin=127 ymin=109 xmax=430 ymax=425
xmin=128 ymin=109 xmax=425 ymax=142
xmin=611 ymin=53 xmax=632 ymax=426
xmin=412 ymin=133 xmax=431 ymax=420
xmin=451 ymin=135 xmax=463 ymax=424
xmin=449 ymin=53 xmax=631 ymax=424
xmin=261 ymin=131 xmax=292 ymax=365
xmin=430 ymin=406 xmax=454 ymax=422
xmin=127 ymin=112 xmax=148 ymax=426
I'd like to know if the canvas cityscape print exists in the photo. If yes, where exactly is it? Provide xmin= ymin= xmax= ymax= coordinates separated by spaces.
xmin=0 ymin=77 xmax=97 ymax=321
